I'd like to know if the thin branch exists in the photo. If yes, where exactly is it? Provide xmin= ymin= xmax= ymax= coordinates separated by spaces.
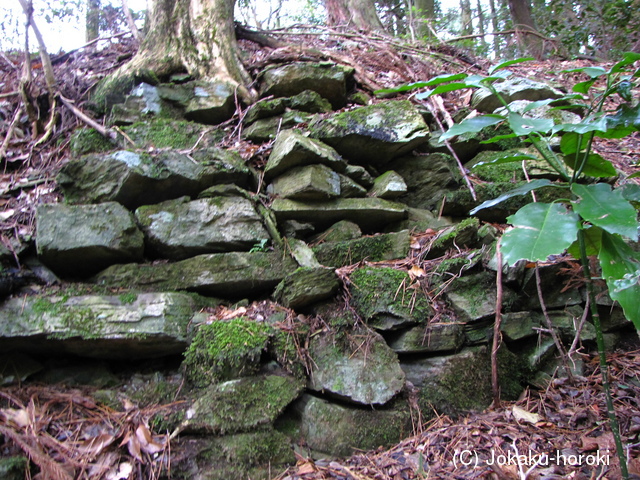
xmin=57 ymin=94 xmax=116 ymax=140
xmin=491 ymin=241 xmax=503 ymax=408
xmin=445 ymin=28 xmax=553 ymax=44
xmin=0 ymin=105 xmax=23 ymax=161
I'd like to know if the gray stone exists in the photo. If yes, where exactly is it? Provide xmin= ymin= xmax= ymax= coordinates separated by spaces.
xmin=281 ymin=220 xmax=315 ymax=239
xmin=472 ymin=76 xmax=564 ymax=113
xmin=287 ymin=89 xmax=333 ymax=113
xmin=267 ymin=164 xmax=341 ymax=200
xmin=274 ymin=267 xmax=340 ymax=309
xmin=244 ymin=90 xmax=332 ymax=125
xmin=242 ymin=110 xmax=313 ymax=143
xmin=349 ymin=266 xmax=433 ymax=330
xmin=285 ymin=238 xmax=321 ymax=268
xmin=264 ymin=129 xmax=346 ymax=182
xmin=271 ymin=197 xmax=406 ymax=231
xmin=444 ymin=271 xmax=516 ymax=322
xmin=135 ymin=196 xmax=269 ymax=259
xmin=338 ymin=173 xmax=367 ymax=197
xmin=36 ymin=202 xmax=144 ymax=277
xmin=109 ymin=82 xmax=163 ymax=125
xmin=293 ymin=394 xmax=411 ymax=457
xmin=183 ymin=80 xmax=236 ymax=124
xmin=180 ymin=375 xmax=304 ymax=434
xmin=421 ymin=218 xmax=480 ymax=259
xmin=0 ymin=292 xmax=204 ymax=359
xmin=58 ymin=149 xmax=251 ymax=210
xmin=386 ymin=322 xmax=465 ymax=353
xmin=312 ymin=220 xmax=362 ymax=243
xmin=260 ymin=62 xmax=351 ymax=108
xmin=93 ymin=251 xmax=298 ymax=297
xmin=369 ymin=171 xmax=407 ymax=199
xmin=307 ymin=328 xmax=405 ymax=405
xmin=312 ymin=230 xmax=411 ymax=268
xmin=519 ymin=264 xmax=584 ymax=310
xmin=393 ymin=153 xmax=462 ymax=210
xmin=385 ymin=207 xmax=452 ymax=233
xmin=344 ymin=164 xmax=375 ymax=188
xmin=308 ymin=100 xmax=430 ymax=164
xmin=243 ymin=97 xmax=287 ymax=125
xmin=501 ymin=311 xmax=544 ymax=341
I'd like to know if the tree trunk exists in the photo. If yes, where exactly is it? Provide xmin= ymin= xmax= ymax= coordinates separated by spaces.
xmin=460 ymin=0 xmax=473 ymax=36
xmin=94 ymin=0 xmax=255 ymax=110
xmin=324 ymin=0 xmax=386 ymax=33
xmin=414 ymin=0 xmax=435 ymax=39
xmin=85 ymin=0 xmax=101 ymax=42
xmin=476 ymin=0 xmax=488 ymax=51
xmin=488 ymin=0 xmax=500 ymax=56
xmin=508 ymin=0 xmax=545 ymax=59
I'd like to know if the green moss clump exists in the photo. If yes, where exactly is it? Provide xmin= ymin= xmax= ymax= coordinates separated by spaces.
xmin=122 ymin=118 xmax=222 ymax=150
xmin=183 ymin=318 xmax=273 ymax=387
xmin=349 ymin=267 xmax=432 ymax=323
xmin=70 ymin=128 xmax=116 ymax=156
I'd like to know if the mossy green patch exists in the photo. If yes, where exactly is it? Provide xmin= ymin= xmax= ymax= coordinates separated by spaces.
xmin=183 ymin=318 xmax=273 ymax=387
xmin=70 ymin=128 xmax=116 ymax=156
xmin=121 ymin=117 xmax=224 ymax=149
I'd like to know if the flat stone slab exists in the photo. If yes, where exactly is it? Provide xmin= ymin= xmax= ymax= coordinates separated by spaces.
xmin=307 ymin=329 xmax=405 ymax=405
xmin=267 ymin=164 xmax=341 ymax=200
xmin=0 ymin=292 xmax=206 ymax=359
xmin=36 ymin=202 xmax=144 ymax=277
xmin=386 ymin=322 xmax=465 ymax=354
xmin=308 ymin=100 xmax=430 ymax=164
xmin=273 ymin=267 xmax=340 ymax=309
xmin=312 ymin=230 xmax=411 ymax=268
xmin=271 ymin=197 xmax=406 ymax=232
xmin=93 ymin=251 xmax=298 ymax=297
xmin=135 ymin=196 xmax=269 ymax=259
xmin=58 ymin=148 xmax=251 ymax=210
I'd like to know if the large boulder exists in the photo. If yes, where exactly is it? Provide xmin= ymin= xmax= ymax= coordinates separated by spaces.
xmin=0 ymin=292 xmax=206 ymax=359
xmin=472 ymin=76 xmax=564 ymax=113
xmin=307 ymin=328 xmax=405 ymax=405
xmin=92 ymin=251 xmax=298 ymax=297
xmin=36 ymin=202 xmax=144 ymax=277
xmin=308 ymin=100 xmax=430 ymax=164
xmin=58 ymin=149 xmax=251 ymax=209
xmin=135 ymin=196 xmax=269 ymax=259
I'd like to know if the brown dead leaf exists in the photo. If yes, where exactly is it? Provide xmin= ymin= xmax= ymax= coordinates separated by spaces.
xmin=0 ymin=408 xmax=30 ymax=429
xmin=512 ymin=405 xmax=542 ymax=425
xmin=580 ymin=432 xmax=615 ymax=452
xmin=135 ymin=423 xmax=166 ymax=455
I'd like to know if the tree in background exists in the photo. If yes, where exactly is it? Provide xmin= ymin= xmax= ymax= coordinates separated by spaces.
xmin=323 ymin=0 xmax=386 ymax=33
xmin=507 ymin=0 xmax=544 ymax=59
xmin=85 ymin=0 xmax=101 ymax=41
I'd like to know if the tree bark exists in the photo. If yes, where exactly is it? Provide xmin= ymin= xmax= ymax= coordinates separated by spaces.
xmin=94 ymin=0 xmax=255 ymax=110
xmin=414 ymin=0 xmax=435 ymax=39
xmin=508 ymin=0 xmax=544 ymax=59
xmin=86 ymin=0 xmax=101 ymax=42
xmin=460 ymin=0 xmax=473 ymax=36
xmin=324 ymin=0 xmax=386 ymax=33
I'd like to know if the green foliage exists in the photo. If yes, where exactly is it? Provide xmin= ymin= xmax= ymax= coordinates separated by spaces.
xmin=376 ymin=54 xmax=640 ymax=329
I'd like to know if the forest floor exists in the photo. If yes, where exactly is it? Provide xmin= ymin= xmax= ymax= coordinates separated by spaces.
xmin=1 ymin=27 xmax=640 ymax=480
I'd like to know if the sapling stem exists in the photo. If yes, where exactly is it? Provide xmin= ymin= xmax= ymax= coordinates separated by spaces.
xmin=577 ymin=229 xmax=628 ymax=479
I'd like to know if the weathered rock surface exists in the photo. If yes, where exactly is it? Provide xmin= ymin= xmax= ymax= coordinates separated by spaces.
xmin=36 ymin=202 xmax=144 ymax=277
xmin=308 ymin=100 xmax=430 ymax=164
xmin=293 ymin=394 xmax=411 ymax=456
xmin=273 ymin=267 xmax=340 ymax=309
xmin=307 ymin=329 xmax=405 ymax=405
xmin=0 ymin=292 xmax=205 ymax=359
xmin=181 ymin=375 xmax=304 ymax=434
xmin=267 ymin=164 xmax=341 ymax=200
xmin=183 ymin=80 xmax=237 ymax=124
xmin=259 ymin=62 xmax=351 ymax=109
xmin=271 ymin=197 xmax=406 ymax=231
xmin=58 ymin=149 xmax=251 ymax=209
xmin=349 ymin=267 xmax=433 ymax=330
xmin=369 ymin=170 xmax=407 ymax=199
xmin=135 ymin=196 xmax=269 ymax=259
xmin=264 ymin=129 xmax=346 ymax=182
xmin=92 ymin=251 xmax=298 ymax=297
xmin=472 ymin=76 xmax=564 ymax=113
xmin=312 ymin=230 xmax=411 ymax=268
xmin=386 ymin=322 xmax=465 ymax=353
xmin=444 ymin=271 xmax=516 ymax=322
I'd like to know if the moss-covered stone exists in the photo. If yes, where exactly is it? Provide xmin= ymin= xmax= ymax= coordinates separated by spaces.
xmin=273 ymin=267 xmax=340 ymax=309
xmin=425 ymin=217 xmax=480 ymax=259
xmin=349 ymin=267 xmax=433 ymax=330
xmin=121 ymin=117 xmax=224 ymax=150
xmin=70 ymin=128 xmax=116 ymax=156
xmin=312 ymin=230 xmax=411 ymax=268
xmin=0 ymin=456 xmax=28 ymax=480
xmin=183 ymin=318 xmax=272 ymax=387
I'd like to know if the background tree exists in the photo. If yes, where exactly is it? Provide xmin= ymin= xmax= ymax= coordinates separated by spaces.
xmin=85 ymin=0 xmax=101 ymax=41
xmin=507 ymin=0 xmax=544 ymax=58
xmin=323 ymin=0 xmax=386 ymax=33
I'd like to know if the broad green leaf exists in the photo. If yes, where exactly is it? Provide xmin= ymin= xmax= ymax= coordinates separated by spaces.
xmin=553 ymin=116 xmax=609 ymax=135
xmin=562 ymin=153 xmax=617 ymax=178
xmin=620 ymin=183 xmax=640 ymax=202
xmin=440 ymin=115 xmax=504 ymax=141
xmin=416 ymin=82 xmax=471 ymax=99
xmin=521 ymin=94 xmax=583 ymax=113
xmin=471 ymin=153 xmax=539 ymax=168
xmin=605 ymin=103 xmax=640 ymax=131
xmin=373 ymin=73 xmax=469 ymax=95
xmin=571 ymin=183 xmax=639 ymax=240
xmin=560 ymin=132 xmax=581 ymax=155
xmin=567 ymin=225 xmax=603 ymax=258
xmin=500 ymin=202 xmax=581 ymax=265
xmin=616 ymin=81 xmax=633 ymax=102
xmin=629 ymin=172 xmax=640 ymax=179
xmin=610 ymin=52 xmax=640 ymax=74
xmin=488 ymin=57 xmax=534 ymax=74
xmin=479 ymin=133 xmax=518 ymax=144
xmin=521 ymin=98 xmax=559 ymax=113
xmin=562 ymin=66 xmax=607 ymax=78
xmin=573 ymin=79 xmax=596 ymax=95
xmin=599 ymin=232 xmax=640 ymax=329
xmin=507 ymin=113 xmax=554 ymax=135
xmin=468 ymin=179 xmax=553 ymax=215
xmin=464 ymin=71 xmax=512 ymax=87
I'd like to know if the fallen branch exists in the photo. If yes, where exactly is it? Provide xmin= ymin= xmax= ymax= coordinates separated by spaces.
xmin=58 ymin=94 xmax=116 ymax=140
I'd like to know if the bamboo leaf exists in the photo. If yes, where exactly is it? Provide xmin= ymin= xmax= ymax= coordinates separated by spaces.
xmin=488 ymin=57 xmax=535 ymax=74
xmin=500 ymin=203 xmax=581 ymax=265
xmin=469 ymin=179 xmax=553 ymax=215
